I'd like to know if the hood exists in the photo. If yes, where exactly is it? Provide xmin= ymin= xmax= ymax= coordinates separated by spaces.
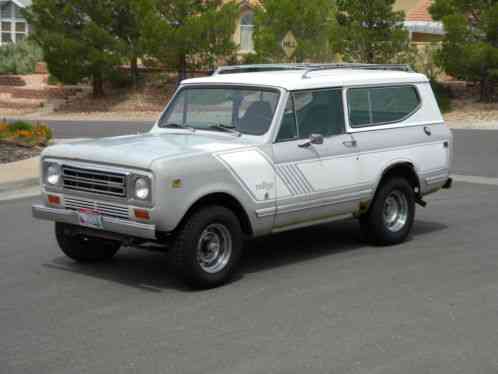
xmin=43 ymin=132 xmax=250 ymax=170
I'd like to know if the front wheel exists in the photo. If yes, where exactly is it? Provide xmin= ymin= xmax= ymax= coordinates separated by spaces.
xmin=170 ymin=206 xmax=244 ymax=289
xmin=55 ymin=223 xmax=121 ymax=262
xmin=360 ymin=177 xmax=415 ymax=245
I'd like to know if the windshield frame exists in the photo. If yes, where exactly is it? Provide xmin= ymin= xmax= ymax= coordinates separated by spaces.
xmin=156 ymin=84 xmax=283 ymax=138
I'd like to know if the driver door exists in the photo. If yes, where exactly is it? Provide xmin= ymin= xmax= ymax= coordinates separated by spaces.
xmin=272 ymin=88 xmax=361 ymax=230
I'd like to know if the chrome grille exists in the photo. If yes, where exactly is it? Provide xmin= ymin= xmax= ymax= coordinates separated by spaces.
xmin=62 ymin=165 xmax=127 ymax=198
xmin=64 ymin=197 xmax=130 ymax=220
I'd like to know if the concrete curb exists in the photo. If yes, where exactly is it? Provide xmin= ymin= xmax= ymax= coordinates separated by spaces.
xmin=0 ymin=177 xmax=39 ymax=194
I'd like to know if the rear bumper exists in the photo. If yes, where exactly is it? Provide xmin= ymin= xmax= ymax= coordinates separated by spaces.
xmin=32 ymin=204 xmax=156 ymax=240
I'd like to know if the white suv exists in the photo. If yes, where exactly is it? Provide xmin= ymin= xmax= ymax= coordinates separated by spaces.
xmin=33 ymin=64 xmax=452 ymax=288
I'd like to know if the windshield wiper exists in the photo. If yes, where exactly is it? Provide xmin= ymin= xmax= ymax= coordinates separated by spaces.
xmin=161 ymin=122 xmax=195 ymax=132
xmin=208 ymin=124 xmax=241 ymax=137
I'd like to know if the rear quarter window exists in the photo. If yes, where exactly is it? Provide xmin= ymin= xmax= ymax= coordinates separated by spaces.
xmin=348 ymin=86 xmax=420 ymax=128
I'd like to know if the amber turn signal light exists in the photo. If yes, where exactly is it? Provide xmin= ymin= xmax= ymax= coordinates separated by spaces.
xmin=47 ymin=195 xmax=61 ymax=205
xmin=134 ymin=209 xmax=150 ymax=220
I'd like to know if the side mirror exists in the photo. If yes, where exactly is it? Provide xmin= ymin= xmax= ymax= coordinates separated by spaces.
xmin=299 ymin=133 xmax=324 ymax=148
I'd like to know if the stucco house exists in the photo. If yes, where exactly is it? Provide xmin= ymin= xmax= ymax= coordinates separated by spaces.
xmin=0 ymin=0 xmax=31 ymax=45
xmin=230 ymin=0 xmax=444 ymax=55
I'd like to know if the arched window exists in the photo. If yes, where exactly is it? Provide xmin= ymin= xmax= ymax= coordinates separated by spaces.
xmin=240 ymin=11 xmax=254 ymax=52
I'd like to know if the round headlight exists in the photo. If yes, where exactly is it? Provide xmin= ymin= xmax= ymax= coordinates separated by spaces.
xmin=134 ymin=177 xmax=150 ymax=200
xmin=46 ymin=164 xmax=61 ymax=185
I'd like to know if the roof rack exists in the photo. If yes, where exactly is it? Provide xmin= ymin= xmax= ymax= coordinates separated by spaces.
xmin=212 ymin=63 xmax=413 ymax=77
xmin=300 ymin=63 xmax=413 ymax=79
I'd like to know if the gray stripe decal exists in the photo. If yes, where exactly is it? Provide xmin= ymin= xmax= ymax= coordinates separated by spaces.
xmin=276 ymin=167 xmax=298 ymax=195
xmin=292 ymin=164 xmax=315 ymax=192
xmin=282 ymin=164 xmax=307 ymax=194
xmin=280 ymin=165 xmax=304 ymax=195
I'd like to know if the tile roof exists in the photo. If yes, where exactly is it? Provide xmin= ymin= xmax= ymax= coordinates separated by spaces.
xmin=406 ymin=0 xmax=434 ymax=22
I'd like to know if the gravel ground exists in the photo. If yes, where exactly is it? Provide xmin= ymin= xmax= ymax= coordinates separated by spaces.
xmin=0 ymin=143 xmax=42 ymax=164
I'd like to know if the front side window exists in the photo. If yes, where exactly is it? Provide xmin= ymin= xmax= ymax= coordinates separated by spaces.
xmin=159 ymin=87 xmax=280 ymax=136
xmin=277 ymin=89 xmax=345 ymax=142
xmin=348 ymin=86 xmax=420 ymax=128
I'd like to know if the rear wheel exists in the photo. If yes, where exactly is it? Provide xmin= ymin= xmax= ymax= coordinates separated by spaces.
xmin=55 ymin=223 xmax=121 ymax=262
xmin=360 ymin=178 xmax=415 ymax=245
xmin=170 ymin=206 xmax=243 ymax=289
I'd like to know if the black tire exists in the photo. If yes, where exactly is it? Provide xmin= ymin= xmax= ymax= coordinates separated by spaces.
xmin=170 ymin=205 xmax=244 ymax=289
xmin=55 ymin=223 xmax=121 ymax=262
xmin=360 ymin=177 xmax=415 ymax=245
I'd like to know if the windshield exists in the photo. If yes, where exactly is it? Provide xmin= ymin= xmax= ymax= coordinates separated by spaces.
xmin=159 ymin=87 xmax=280 ymax=136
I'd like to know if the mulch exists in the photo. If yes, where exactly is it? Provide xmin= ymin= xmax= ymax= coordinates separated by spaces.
xmin=0 ymin=142 xmax=42 ymax=164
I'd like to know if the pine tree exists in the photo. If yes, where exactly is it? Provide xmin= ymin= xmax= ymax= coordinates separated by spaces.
xmin=145 ymin=0 xmax=239 ymax=82
xmin=336 ymin=0 xmax=410 ymax=64
xmin=252 ymin=0 xmax=338 ymax=62
xmin=107 ymin=0 xmax=156 ymax=87
xmin=430 ymin=0 xmax=498 ymax=102
xmin=25 ymin=0 xmax=125 ymax=96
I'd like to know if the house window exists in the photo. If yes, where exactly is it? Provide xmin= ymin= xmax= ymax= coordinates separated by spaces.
xmin=0 ymin=4 xmax=29 ymax=45
xmin=1 ymin=3 xmax=13 ymax=18
xmin=240 ymin=11 xmax=254 ymax=53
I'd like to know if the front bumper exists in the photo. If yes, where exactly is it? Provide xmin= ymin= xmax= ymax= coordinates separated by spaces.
xmin=32 ymin=204 xmax=156 ymax=240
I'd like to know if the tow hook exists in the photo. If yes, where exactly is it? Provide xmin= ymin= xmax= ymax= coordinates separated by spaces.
xmin=415 ymin=196 xmax=427 ymax=208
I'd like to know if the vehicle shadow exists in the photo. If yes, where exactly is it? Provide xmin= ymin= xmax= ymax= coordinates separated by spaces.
xmin=241 ymin=219 xmax=447 ymax=274
xmin=43 ymin=219 xmax=447 ymax=292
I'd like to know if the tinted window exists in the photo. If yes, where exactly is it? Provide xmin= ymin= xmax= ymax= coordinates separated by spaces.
xmin=348 ymin=86 xmax=420 ymax=128
xmin=293 ymin=89 xmax=344 ymax=139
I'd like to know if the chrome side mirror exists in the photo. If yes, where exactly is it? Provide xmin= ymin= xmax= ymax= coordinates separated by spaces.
xmin=299 ymin=133 xmax=324 ymax=148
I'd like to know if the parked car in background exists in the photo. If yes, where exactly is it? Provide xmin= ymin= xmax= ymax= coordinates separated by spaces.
xmin=33 ymin=64 xmax=453 ymax=288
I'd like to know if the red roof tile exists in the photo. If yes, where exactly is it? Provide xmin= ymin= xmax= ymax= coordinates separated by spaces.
xmin=406 ymin=0 xmax=434 ymax=22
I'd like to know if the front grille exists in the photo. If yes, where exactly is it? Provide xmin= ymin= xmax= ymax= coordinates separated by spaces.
xmin=64 ymin=197 xmax=130 ymax=220
xmin=62 ymin=165 xmax=127 ymax=198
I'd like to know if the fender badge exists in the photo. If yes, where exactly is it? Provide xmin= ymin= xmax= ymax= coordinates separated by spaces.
xmin=172 ymin=179 xmax=183 ymax=189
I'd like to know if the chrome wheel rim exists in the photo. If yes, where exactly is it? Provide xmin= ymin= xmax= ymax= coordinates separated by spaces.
xmin=383 ymin=190 xmax=409 ymax=232
xmin=197 ymin=223 xmax=232 ymax=274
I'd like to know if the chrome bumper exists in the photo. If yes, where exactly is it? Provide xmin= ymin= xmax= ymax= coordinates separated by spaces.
xmin=32 ymin=204 xmax=156 ymax=240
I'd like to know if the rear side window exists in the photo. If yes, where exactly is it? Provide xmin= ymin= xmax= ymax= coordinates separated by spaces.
xmin=348 ymin=86 xmax=420 ymax=128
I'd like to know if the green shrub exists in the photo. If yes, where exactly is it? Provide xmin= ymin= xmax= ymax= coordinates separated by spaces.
xmin=8 ymin=121 xmax=33 ymax=132
xmin=0 ymin=41 xmax=43 ymax=75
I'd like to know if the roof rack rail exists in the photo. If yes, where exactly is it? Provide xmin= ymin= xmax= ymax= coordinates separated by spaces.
xmin=213 ymin=64 xmax=309 ymax=75
xmin=300 ymin=63 xmax=413 ymax=79
xmin=212 ymin=63 xmax=413 ymax=77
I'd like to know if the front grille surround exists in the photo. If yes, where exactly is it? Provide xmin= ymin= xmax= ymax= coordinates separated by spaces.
xmin=62 ymin=165 xmax=128 ymax=198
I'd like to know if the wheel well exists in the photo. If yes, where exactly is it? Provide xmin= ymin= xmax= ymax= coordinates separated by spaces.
xmin=379 ymin=163 xmax=420 ymax=193
xmin=181 ymin=193 xmax=253 ymax=236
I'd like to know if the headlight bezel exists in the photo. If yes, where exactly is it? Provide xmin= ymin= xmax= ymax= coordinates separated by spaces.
xmin=133 ymin=175 xmax=152 ymax=201
xmin=43 ymin=161 xmax=62 ymax=187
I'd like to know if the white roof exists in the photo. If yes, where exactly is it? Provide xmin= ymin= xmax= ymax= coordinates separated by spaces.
xmin=182 ymin=69 xmax=429 ymax=91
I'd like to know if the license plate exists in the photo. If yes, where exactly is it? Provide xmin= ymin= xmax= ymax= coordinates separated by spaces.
xmin=78 ymin=210 xmax=103 ymax=229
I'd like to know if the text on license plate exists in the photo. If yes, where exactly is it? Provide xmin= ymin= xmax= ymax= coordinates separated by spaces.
xmin=78 ymin=210 xmax=103 ymax=229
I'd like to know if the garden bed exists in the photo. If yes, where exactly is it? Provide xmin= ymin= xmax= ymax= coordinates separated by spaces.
xmin=0 ymin=121 xmax=52 ymax=164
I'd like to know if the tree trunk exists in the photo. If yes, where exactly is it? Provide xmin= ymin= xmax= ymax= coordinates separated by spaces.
xmin=92 ymin=74 xmax=105 ymax=98
xmin=130 ymin=55 xmax=139 ymax=88
xmin=479 ymin=77 xmax=495 ymax=103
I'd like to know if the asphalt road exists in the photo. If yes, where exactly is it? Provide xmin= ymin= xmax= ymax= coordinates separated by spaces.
xmin=1 ymin=128 xmax=498 ymax=373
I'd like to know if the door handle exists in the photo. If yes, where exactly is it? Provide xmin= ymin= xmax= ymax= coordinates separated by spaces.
xmin=342 ymin=140 xmax=357 ymax=148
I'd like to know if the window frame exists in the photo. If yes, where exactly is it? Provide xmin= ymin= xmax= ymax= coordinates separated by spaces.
xmin=275 ymin=87 xmax=347 ymax=143
xmin=345 ymin=84 xmax=422 ymax=131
